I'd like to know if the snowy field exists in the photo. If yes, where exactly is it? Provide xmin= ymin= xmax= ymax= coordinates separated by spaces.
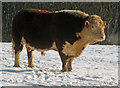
xmin=0 ymin=42 xmax=119 ymax=87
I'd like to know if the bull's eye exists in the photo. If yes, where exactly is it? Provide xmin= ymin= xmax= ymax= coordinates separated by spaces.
xmin=99 ymin=22 xmax=102 ymax=24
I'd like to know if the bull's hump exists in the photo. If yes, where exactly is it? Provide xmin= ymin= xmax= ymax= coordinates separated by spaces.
xmin=24 ymin=9 xmax=55 ymax=13
xmin=57 ymin=10 xmax=89 ymax=18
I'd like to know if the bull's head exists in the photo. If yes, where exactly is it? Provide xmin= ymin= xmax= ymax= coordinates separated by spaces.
xmin=84 ymin=15 xmax=109 ymax=44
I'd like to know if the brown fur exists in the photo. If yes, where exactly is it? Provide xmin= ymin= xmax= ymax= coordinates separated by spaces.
xmin=24 ymin=9 xmax=55 ymax=13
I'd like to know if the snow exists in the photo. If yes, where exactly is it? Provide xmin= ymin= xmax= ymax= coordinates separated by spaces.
xmin=0 ymin=42 xmax=119 ymax=86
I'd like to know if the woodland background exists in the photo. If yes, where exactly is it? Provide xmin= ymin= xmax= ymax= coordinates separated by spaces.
xmin=2 ymin=2 xmax=119 ymax=44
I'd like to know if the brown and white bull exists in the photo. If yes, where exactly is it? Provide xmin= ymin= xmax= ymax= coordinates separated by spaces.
xmin=12 ymin=9 xmax=108 ymax=72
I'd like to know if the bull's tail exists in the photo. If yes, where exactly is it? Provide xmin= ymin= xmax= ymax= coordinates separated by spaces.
xmin=12 ymin=38 xmax=15 ymax=58
xmin=11 ymin=16 xmax=23 ymax=56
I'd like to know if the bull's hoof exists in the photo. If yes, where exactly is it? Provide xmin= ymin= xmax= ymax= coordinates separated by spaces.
xmin=68 ymin=68 xmax=72 ymax=72
xmin=61 ymin=68 xmax=72 ymax=72
xmin=13 ymin=64 xmax=20 ymax=67
xmin=28 ymin=65 xmax=34 ymax=68
xmin=61 ymin=69 xmax=69 ymax=72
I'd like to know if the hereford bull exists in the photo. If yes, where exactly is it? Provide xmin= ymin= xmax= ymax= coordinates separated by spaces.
xmin=12 ymin=9 xmax=108 ymax=72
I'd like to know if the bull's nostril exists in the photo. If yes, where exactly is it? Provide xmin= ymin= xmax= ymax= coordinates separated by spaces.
xmin=98 ymin=36 xmax=105 ymax=40
xmin=100 ymin=37 xmax=103 ymax=39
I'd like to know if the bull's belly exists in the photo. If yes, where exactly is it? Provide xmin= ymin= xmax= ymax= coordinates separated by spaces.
xmin=22 ymin=37 xmax=58 ymax=52
xmin=22 ymin=37 xmax=89 ymax=58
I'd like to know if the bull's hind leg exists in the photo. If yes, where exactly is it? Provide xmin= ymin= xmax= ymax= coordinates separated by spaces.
xmin=14 ymin=42 xmax=23 ymax=67
xmin=26 ymin=45 xmax=34 ymax=68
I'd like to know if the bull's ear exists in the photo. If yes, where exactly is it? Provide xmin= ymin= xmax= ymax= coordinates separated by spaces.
xmin=84 ymin=21 xmax=89 ymax=28
xmin=104 ymin=22 xmax=109 ymax=28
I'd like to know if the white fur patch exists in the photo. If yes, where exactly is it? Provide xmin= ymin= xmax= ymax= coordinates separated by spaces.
xmin=56 ymin=10 xmax=89 ymax=18
xmin=62 ymin=39 xmax=89 ymax=57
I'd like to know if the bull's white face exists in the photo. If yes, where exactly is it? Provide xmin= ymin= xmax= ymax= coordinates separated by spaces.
xmin=84 ymin=15 xmax=108 ymax=43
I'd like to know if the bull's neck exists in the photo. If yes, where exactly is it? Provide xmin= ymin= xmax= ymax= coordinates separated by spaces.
xmin=75 ymin=38 xmax=90 ymax=48
xmin=72 ymin=38 xmax=90 ymax=56
xmin=62 ymin=38 xmax=90 ymax=57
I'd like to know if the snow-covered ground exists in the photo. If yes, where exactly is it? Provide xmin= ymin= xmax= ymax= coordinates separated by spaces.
xmin=0 ymin=42 xmax=119 ymax=86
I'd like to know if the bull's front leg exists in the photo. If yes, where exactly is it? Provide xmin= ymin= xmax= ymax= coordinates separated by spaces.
xmin=61 ymin=58 xmax=73 ymax=72
xmin=61 ymin=59 xmax=69 ymax=72
xmin=58 ymin=50 xmax=69 ymax=72
xmin=67 ymin=58 xmax=73 ymax=72
xmin=56 ymin=42 xmax=72 ymax=72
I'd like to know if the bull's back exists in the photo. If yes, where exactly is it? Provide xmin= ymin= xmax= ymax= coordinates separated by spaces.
xmin=12 ymin=9 xmax=58 ymax=49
